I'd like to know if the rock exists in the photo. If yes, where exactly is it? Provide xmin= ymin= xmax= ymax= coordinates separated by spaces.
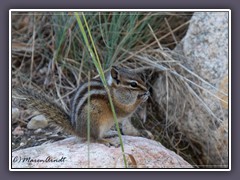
xmin=27 ymin=115 xmax=48 ymax=130
xmin=12 ymin=126 xmax=24 ymax=136
xmin=12 ymin=108 xmax=20 ymax=120
xmin=11 ymin=136 xmax=192 ymax=168
xmin=153 ymin=12 xmax=229 ymax=167
xmin=181 ymin=12 xmax=228 ymax=85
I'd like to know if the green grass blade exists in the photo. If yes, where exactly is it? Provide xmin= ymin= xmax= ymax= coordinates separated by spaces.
xmin=74 ymin=12 xmax=127 ymax=168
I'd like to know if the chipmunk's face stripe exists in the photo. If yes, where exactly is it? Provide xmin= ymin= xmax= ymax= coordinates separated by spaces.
xmin=122 ymin=79 xmax=148 ymax=92
xmin=71 ymin=80 xmax=104 ymax=124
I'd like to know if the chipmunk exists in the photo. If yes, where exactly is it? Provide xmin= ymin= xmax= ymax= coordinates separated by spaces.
xmin=14 ymin=66 xmax=150 ymax=147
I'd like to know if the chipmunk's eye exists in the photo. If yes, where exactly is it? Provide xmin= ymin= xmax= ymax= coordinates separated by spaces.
xmin=130 ymin=81 xmax=138 ymax=88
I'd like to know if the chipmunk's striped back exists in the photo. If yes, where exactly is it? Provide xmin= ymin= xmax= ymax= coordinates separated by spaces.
xmin=71 ymin=79 xmax=107 ymax=126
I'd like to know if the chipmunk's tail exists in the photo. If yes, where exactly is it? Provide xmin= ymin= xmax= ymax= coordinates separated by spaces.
xmin=13 ymin=87 xmax=77 ymax=136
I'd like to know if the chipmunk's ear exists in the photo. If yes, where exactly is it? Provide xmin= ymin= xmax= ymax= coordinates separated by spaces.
xmin=111 ymin=66 xmax=120 ymax=84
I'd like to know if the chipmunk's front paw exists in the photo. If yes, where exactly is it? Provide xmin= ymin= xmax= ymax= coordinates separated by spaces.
xmin=139 ymin=91 xmax=150 ymax=102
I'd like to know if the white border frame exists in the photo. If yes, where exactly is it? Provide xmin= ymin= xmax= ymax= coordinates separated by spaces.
xmin=9 ymin=9 xmax=231 ymax=171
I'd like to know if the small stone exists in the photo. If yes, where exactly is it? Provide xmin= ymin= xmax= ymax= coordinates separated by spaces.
xmin=27 ymin=115 xmax=48 ymax=130
xmin=12 ymin=126 xmax=24 ymax=136
xmin=45 ymin=132 xmax=53 ymax=136
xmin=49 ymin=134 xmax=59 ymax=138
xmin=34 ymin=128 xmax=43 ymax=134
xmin=12 ymin=108 xmax=20 ymax=120
xmin=38 ymin=138 xmax=47 ymax=142
xmin=39 ymin=67 xmax=47 ymax=74
xmin=20 ymin=142 xmax=25 ymax=146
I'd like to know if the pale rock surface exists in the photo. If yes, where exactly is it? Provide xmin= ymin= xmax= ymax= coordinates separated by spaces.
xmin=181 ymin=12 xmax=228 ymax=85
xmin=27 ymin=115 xmax=48 ymax=130
xmin=12 ymin=136 xmax=192 ymax=168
